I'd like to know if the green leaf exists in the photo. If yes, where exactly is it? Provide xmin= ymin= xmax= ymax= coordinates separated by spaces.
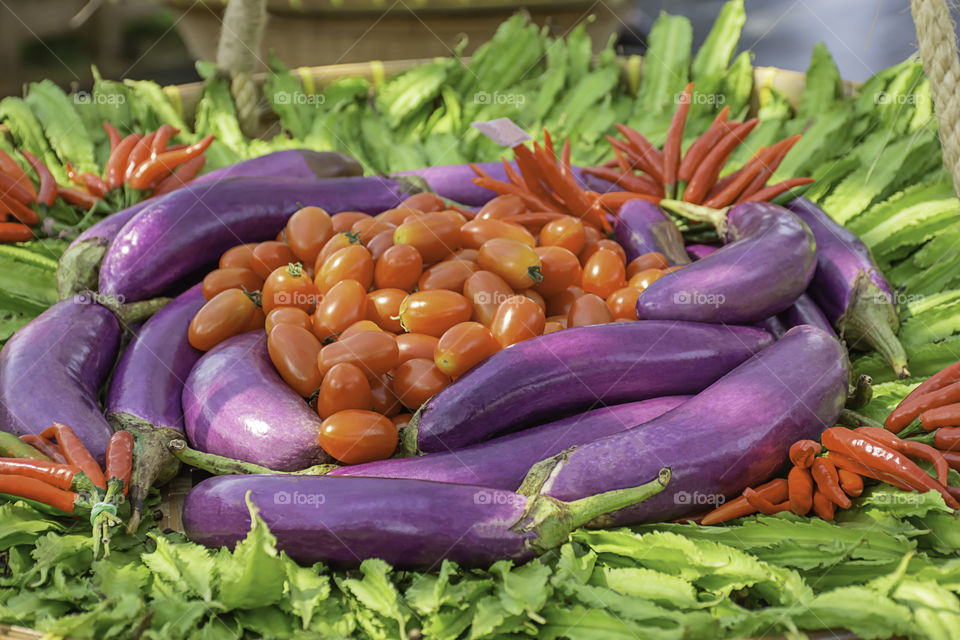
xmin=490 ymin=559 xmax=551 ymax=616
xmin=217 ymin=493 xmax=285 ymax=610
xmin=93 ymin=559 xmax=150 ymax=601
xmin=538 ymin=603 xmax=681 ymax=640
xmin=691 ymin=0 xmax=745 ymax=80
xmin=637 ymin=13 xmax=693 ymax=114
xmin=719 ymin=50 xmax=754 ymax=117
xmin=142 ymin=534 xmax=217 ymax=602
xmin=280 ymin=554 xmax=330 ymax=630
xmin=597 ymin=566 xmax=700 ymax=608
xmin=0 ymin=501 xmax=64 ymax=551
xmin=338 ymin=558 xmax=410 ymax=639
xmin=796 ymin=43 xmax=842 ymax=119
xmin=264 ymin=52 xmax=312 ymax=140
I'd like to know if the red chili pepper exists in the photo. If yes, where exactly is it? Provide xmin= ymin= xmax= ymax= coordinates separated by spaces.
xmin=66 ymin=163 xmax=108 ymax=199
xmin=787 ymin=466 xmax=814 ymax=515
xmin=0 ymin=474 xmax=79 ymax=514
xmin=151 ymin=155 xmax=206 ymax=197
xmin=837 ymin=469 xmax=863 ymax=497
xmin=511 ymin=144 xmax=561 ymax=208
xmin=662 ymin=82 xmax=694 ymax=193
xmin=0 ymin=222 xmax=33 ymax=243
xmin=921 ymin=403 xmax=960 ymax=430
xmin=106 ymin=134 xmax=142 ymax=190
xmin=700 ymin=478 xmax=788 ymax=525
xmin=828 ymin=452 xmax=913 ymax=492
xmin=890 ymin=381 xmax=960 ymax=431
xmin=0 ymin=149 xmax=37 ymax=201
xmin=500 ymin=158 xmax=526 ymax=188
xmin=581 ymin=166 xmax=665 ymax=197
xmin=591 ymin=190 xmax=662 ymax=211
xmin=743 ymin=487 xmax=790 ymax=515
xmin=19 ymin=434 xmax=67 ymax=464
xmin=904 ymin=361 xmax=960 ymax=404
xmin=606 ymin=136 xmax=655 ymax=176
xmin=129 ymin=135 xmax=215 ymax=190
xmin=614 ymin=124 xmax=665 ymax=185
xmin=124 ymin=131 xmax=157 ymax=182
xmin=703 ymin=135 xmax=802 ymax=208
xmin=105 ymin=430 xmax=135 ymax=497
xmin=57 ymin=186 xmax=100 ymax=209
xmin=20 ymin=150 xmax=57 ymax=207
xmin=0 ymin=194 xmax=39 ymax=226
xmin=150 ymin=124 xmax=180 ymax=157
xmin=739 ymin=177 xmax=815 ymax=203
xmin=811 ymin=490 xmax=836 ymax=520
xmin=561 ymin=139 xmax=572 ymax=174
xmin=678 ymin=106 xmax=731 ymax=183
xmin=940 ymin=450 xmax=960 ymax=472
xmin=0 ymin=458 xmax=81 ymax=491
xmin=471 ymin=176 xmax=563 ymax=213
xmin=789 ymin=439 xmax=821 ymax=469
xmin=811 ymin=457 xmax=852 ymax=508
xmin=934 ymin=427 xmax=960 ymax=451
xmin=733 ymin=140 xmax=798 ymax=203
xmin=0 ymin=167 xmax=36 ymax=205
xmin=102 ymin=122 xmax=122 ymax=153
xmin=854 ymin=426 xmax=950 ymax=485
xmin=684 ymin=119 xmax=759 ymax=204
xmin=41 ymin=423 xmax=106 ymax=490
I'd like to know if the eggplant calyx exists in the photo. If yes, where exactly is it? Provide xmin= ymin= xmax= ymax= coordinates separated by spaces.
xmin=659 ymin=199 xmax=730 ymax=237
xmin=846 ymin=374 xmax=873 ymax=410
xmin=399 ymin=407 xmax=425 ymax=457
xmin=837 ymin=272 xmax=909 ymax=379
xmin=56 ymin=239 xmax=108 ymax=300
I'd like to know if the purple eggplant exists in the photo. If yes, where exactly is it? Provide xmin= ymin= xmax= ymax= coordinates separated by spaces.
xmin=534 ymin=325 xmax=848 ymax=525
xmin=786 ymin=197 xmax=907 ymax=377
xmin=182 ymin=331 xmax=332 ymax=471
xmin=755 ymin=316 xmax=786 ymax=339
xmin=192 ymin=149 xmax=361 ymax=183
xmin=182 ymin=467 xmax=670 ymax=569
xmin=686 ymin=244 xmax=718 ymax=261
xmin=99 ymin=176 xmax=407 ymax=302
xmin=778 ymin=292 xmax=834 ymax=335
xmin=614 ymin=200 xmax=690 ymax=265
xmin=333 ymin=395 xmax=689 ymax=488
xmin=0 ymin=298 xmax=119 ymax=463
xmin=411 ymin=321 xmax=773 ymax=453
xmin=637 ymin=202 xmax=816 ymax=324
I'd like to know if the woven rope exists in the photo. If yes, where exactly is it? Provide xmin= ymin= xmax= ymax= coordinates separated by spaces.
xmin=216 ymin=0 xmax=267 ymax=137
xmin=912 ymin=0 xmax=960 ymax=198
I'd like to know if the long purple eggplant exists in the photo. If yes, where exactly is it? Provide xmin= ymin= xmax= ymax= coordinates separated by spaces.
xmin=637 ymin=201 xmax=816 ymax=324
xmin=334 ymin=395 xmax=689 ymax=488
xmin=532 ymin=325 xmax=848 ymax=525
xmin=614 ymin=200 xmax=690 ymax=265
xmin=182 ymin=467 xmax=670 ymax=569
xmin=686 ymin=244 xmax=718 ymax=261
xmin=183 ymin=331 xmax=332 ymax=471
xmin=786 ymin=197 xmax=907 ymax=377
xmin=99 ymin=176 xmax=407 ymax=301
xmin=0 ymin=298 xmax=119 ymax=463
xmin=410 ymin=321 xmax=774 ymax=453
xmin=778 ymin=292 xmax=834 ymax=335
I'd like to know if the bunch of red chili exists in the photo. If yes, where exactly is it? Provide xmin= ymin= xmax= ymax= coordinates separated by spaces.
xmin=0 ymin=148 xmax=45 ymax=243
xmin=886 ymin=360 xmax=960 ymax=433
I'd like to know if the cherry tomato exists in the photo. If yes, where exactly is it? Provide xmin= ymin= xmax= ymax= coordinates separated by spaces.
xmin=375 ymin=206 xmax=422 ymax=226
xmin=544 ymin=320 xmax=565 ymax=334
xmin=188 ymin=289 xmax=257 ymax=351
xmin=366 ymin=229 xmax=395 ymax=261
xmin=477 ymin=238 xmax=543 ymax=290
xmin=436 ymin=210 xmax=468 ymax=226
xmin=451 ymin=248 xmax=479 ymax=262
xmin=417 ymin=259 xmax=479 ymax=292
xmin=318 ymin=331 xmax=399 ymax=379
xmin=250 ymin=242 xmax=298 ymax=280
xmin=285 ymin=206 xmax=334 ymax=264
xmin=581 ymin=239 xmax=626 ymax=265
xmin=366 ymin=288 xmax=406 ymax=332
xmin=545 ymin=286 xmax=584 ymax=317
xmin=398 ymin=290 xmax=473 ymax=337
xmin=628 ymin=268 xmax=664 ymax=292
xmin=371 ymin=374 xmax=402 ymax=417
xmin=606 ymin=287 xmax=642 ymax=320
xmin=265 ymin=306 xmax=313 ymax=334
xmin=582 ymin=249 xmax=627 ymax=299
xmin=352 ymin=217 xmax=396 ymax=245
xmin=331 ymin=211 xmax=371 ymax=233
xmin=374 ymin=244 xmax=423 ymax=291
xmin=316 ymin=362 xmax=373 ymax=419
xmin=477 ymin=194 xmax=526 ymax=220
xmin=315 ymin=245 xmax=374 ymax=293
xmin=316 ymin=231 xmax=363 ymax=270
xmin=627 ymin=251 xmax=669 ymax=277
xmin=400 ymin=192 xmax=447 ymax=213
xmin=434 ymin=322 xmax=500 ymax=378
xmin=491 ymin=295 xmax=546 ymax=347
xmin=459 ymin=218 xmax=535 ymax=249
xmin=392 ymin=413 xmax=414 ymax=429
xmin=340 ymin=320 xmax=383 ymax=339
xmin=311 ymin=279 xmax=368 ymax=342
xmin=267 ymin=324 xmax=323 ymax=397
xmin=533 ymin=246 xmax=582 ymax=297
xmin=318 ymin=410 xmax=397 ymax=464
xmin=393 ymin=213 xmax=460 ymax=263
xmin=392 ymin=359 xmax=451 ymax=410
xmin=539 ymin=216 xmax=585 ymax=254
xmin=262 ymin=262 xmax=320 ymax=314
xmin=396 ymin=333 xmax=439 ymax=364
xmin=219 ymin=243 xmax=259 ymax=269
xmin=519 ymin=289 xmax=546 ymax=311
xmin=201 ymin=267 xmax=264 ymax=301
xmin=463 ymin=270 xmax=514 ymax=326
xmin=568 ymin=293 xmax=614 ymax=327
xmin=583 ymin=224 xmax=603 ymax=244
xmin=246 ymin=306 xmax=266 ymax=331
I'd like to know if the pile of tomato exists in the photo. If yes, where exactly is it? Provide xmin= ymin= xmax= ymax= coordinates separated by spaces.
xmin=186 ymin=192 xmax=683 ymax=465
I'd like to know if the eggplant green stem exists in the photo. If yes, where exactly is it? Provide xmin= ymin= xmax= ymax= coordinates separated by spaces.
xmin=659 ymin=199 xmax=731 ymax=237
xmin=838 ymin=409 xmax=884 ymax=429
xmin=168 ymin=439 xmax=339 ymax=476
xmin=564 ymin=467 xmax=672 ymax=529
xmin=846 ymin=374 xmax=874 ymax=410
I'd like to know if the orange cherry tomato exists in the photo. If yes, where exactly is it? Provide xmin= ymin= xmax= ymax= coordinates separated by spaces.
xmin=219 ymin=243 xmax=259 ymax=269
xmin=400 ymin=192 xmax=447 ymax=213
xmin=583 ymin=224 xmax=603 ymax=244
xmin=315 ymin=244 xmax=374 ymax=294
xmin=246 ymin=306 xmax=266 ymax=331
xmin=318 ymin=410 xmax=397 ymax=464
xmin=316 ymin=231 xmax=363 ymax=270
xmin=519 ymin=289 xmax=546 ymax=311
xmin=434 ymin=322 xmax=500 ymax=378
xmin=491 ymin=295 xmax=546 ymax=347
xmin=374 ymin=244 xmax=423 ymax=291
xmin=437 ymin=210 xmax=468 ymax=226
xmin=392 ymin=359 xmax=451 ymax=410
xmin=250 ymin=242 xmax=298 ymax=280
xmin=201 ymin=267 xmax=264 ymax=301
xmin=267 ymin=324 xmax=323 ymax=397
xmin=318 ymin=331 xmax=399 ymax=379
xmin=352 ymin=218 xmax=396 ymax=245
xmin=188 ymin=289 xmax=257 ymax=351
xmin=539 ymin=216 xmax=586 ymax=254
xmin=628 ymin=268 xmax=664 ymax=292
xmin=265 ymin=307 xmax=313 ymax=334
xmin=392 ymin=413 xmax=414 ymax=429
xmin=311 ymin=279 xmax=368 ymax=342
xmin=366 ymin=229 xmax=395 ymax=261
xmin=262 ymin=262 xmax=320 ymax=314
xmin=285 ymin=206 xmax=334 ymax=264
xmin=545 ymin=286 xmax=584 ymax=317
xmin=477 ymin=194 xmax=526 ymax=220
xmin=330 ymin=211 xmax=371 ymax=233
xmin=375 ymin=207 xmax=422 ymax=226
xmin=398 ymin=290 xmax=473 ymax=337
xmin=459 ymin=218 xmax=535 ymax=249
xmin=606 ymin=287 xmax=641 ymax=320
xmin=366 ymin=288 xmax=406 ymax=332
xmin=417 ymin=259 xmax=479 ymax=293
xmin=340 ymin=320 xmax=383 ymax=339
xmin=581 ymin=239 xmax=626 ymax=265
xmin=568 ymin=293 xmax=614 ymax=327
xmin=463 ymin=270 xmax=514 ymax=326
xmin=544 ymin=321 xmax=565 ymax=334
xmin=533 ymin=246 xmax=582 ymax=297
xmin=316 ymin=362 xmax=373 ymax=419
xmin=451 ymin=248 xmax=479 ymax=262
xmin=582 ymin=249 xmax=627 ymax=299
xmin=477 ymin=238 xmax=543 ymax=290
xmin=393 ymin=213 xmax=461 ymax=263
xmin=627 ymin=252 xmax=669 ymax=278
xmin=371 ymin=374 xmax=402 ymax=417
xmin=396 ymin=333 xmax=439 ymax=364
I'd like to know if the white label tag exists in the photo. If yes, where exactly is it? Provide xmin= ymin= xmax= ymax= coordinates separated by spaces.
xmin=471 ymin=118 xmax=531 ymax=148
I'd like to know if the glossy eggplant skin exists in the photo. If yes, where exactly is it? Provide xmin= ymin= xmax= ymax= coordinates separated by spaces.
xmin=106 ymin=284 xmax=205 ymax=432
xmin=614 ymin=200 xmax=690 ymax=265
xmin=636 ymin=202 xmax=816 ymax=324
xmin=412 ymin=321 xmax=774 ymax=453
xmin=0 ymin=298 xmax=120 ymax=463
xmin=686 ymin=244 xmax=718 ymax=261
xmin=99 ymin=176 xmax=407 ymax=301
xmin=182 ymin=332 xmax=333 ymax=471
xmin=333 ymin=395 xmax=689 ymax=488
xmin=539 ymin=325 xmax=848 ymax=525
xmin=778 ymin=292 xmax=834 ymax=335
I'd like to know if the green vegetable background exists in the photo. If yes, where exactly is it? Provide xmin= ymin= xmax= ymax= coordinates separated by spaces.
xmin=2 ymin=1 xmax=960 ymax=637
